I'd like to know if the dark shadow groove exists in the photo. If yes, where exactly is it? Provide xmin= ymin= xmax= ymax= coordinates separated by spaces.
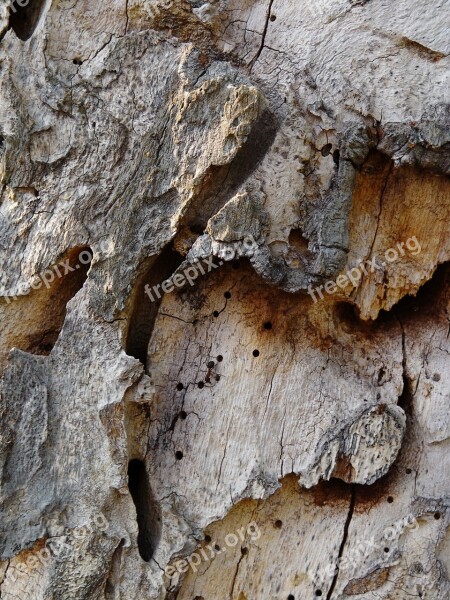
xmin=182 ymin=108 xmax=278 ymax=234
xmin=128 ymin=459 xmax=162 ymax=562
xmin=393 ymin=261 xmax=450 ymax=320
xmin=9 ymin=0 xmax=46 ymax=41
xmin=335 ymin=261 xmax=450 ymax=331
xmin=126 ymin=111 xmax=277 ymax=367
xmin=125 ymin=244 xmax=184 ymax=367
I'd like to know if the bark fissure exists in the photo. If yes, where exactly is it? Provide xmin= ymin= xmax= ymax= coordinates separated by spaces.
xmin=1 ymin=2 xmax=449 ymax=598
xmin=249 ymin=0 xmax=275 ymax=71
xmin=128 ymin=459 xmax=162 ymax=563
xmin=326 ymin=485 xmax=357 ymax=600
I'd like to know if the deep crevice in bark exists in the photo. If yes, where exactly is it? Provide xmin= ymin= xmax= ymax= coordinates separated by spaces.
xmin=9 ymin=0 xmax=46 ymax=41
xmin=125 ymin=244 xmax=183 ymax=368
xmin=128 ymin=459 xmax=162 ymax=562
xmin=397 ymin=318 xmax=413 ymax=416
xmin=125 ymin=108 xmax=277 ymax=366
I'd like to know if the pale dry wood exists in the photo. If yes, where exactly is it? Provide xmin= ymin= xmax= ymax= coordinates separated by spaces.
xmin=0 ymin=1 xmax=448 ymax=599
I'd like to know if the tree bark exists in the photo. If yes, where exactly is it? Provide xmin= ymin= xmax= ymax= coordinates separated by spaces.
xmin=0 ymin=1 xmax=449 ymax=598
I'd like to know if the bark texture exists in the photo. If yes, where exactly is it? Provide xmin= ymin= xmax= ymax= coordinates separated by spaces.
xmin=0 ymin=0 xmax=449 ymax=599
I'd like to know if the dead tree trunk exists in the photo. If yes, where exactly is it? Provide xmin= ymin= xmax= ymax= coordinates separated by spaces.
xmin=0 ymin=1 xmax=449 ymax=599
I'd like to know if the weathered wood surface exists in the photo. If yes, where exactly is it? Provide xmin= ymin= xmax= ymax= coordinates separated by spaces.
xmin=0 ymin=1 xmax=449 ymax=599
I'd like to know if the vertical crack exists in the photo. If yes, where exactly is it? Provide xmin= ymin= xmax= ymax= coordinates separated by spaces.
xmin=124 ymin=0 xmax=129 ymax=34
xmin=229 ymin=551 xmax=245 ymax=599
xmin=367 ymin=160 xmax=393 ymax=258
xmin=249 ymin=0 xmax=275 ymax=71
xmin=326 ymin=485 xmax=356 ymax=600
xmin=396 ymin=314 xmax=414 ymax=414
xmin=359 ymin=158 xmax=394 ymax=291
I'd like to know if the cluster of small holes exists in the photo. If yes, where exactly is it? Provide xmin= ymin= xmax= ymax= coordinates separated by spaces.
xmin=172 ymin=268 xmax=241 ymax=466
xmin=184 ymin=359 xmax=223 ymax=389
